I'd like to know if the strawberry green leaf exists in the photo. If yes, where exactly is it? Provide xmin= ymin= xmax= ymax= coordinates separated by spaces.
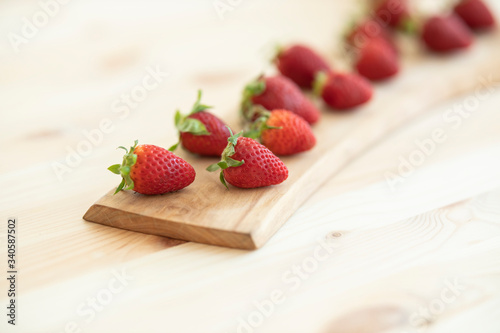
xmin=110 ymin=140 xmax=138 ymax=195
xmin=206 ymin=163 xmax=222 ymax=172
xmin=272 ymin=43 xmax=284 ymax=64
xmin=313 ymin=71 xmax=328 ymax=97
xmin=120 ymin=166 xmax=134 ymax=191
xmin=219 ymin=171 xmax=228 ymax=189
xmin=206 ymin=127 xmax=245 ymax=189
xmin=225 ymin=145 xmax=236 ymax=157
xmin=243 ymin=129 xmax=262 ymax=139
xmin=190 ymin=90 xmax=213 ymax=115
xmin=244 ymin=79 xmax=266 ymax=97
xmin=228 ymin=128 xmax=240 ymax=146
xmin=242 ymin=110 xmax=281 ymax=140
xmin=177 ymin=117 xmax=210 ymax=136
xmin=226 ymin=157 xmax=244 ymax=167
xmin=227 ymin=130 xmax=240 ymax=147
xmin=108 ymin=164 xmax=121 ymax=174
xmin=168 ymin=141 xmax=180 ymax=152
xmin=217 ymin=161 xmax=229 ymax=169
xmin=224 ymin=129 xmax=242 ymax=157
xmin=192 ymin=103 xmax=212 ymax=114
xmin=114 ymin=179 xmax=126 ymax=194
xmin=173 ymin=91 xmax=212 ymax=139
xmin=174 ymin=110 xmax=182 ymax=127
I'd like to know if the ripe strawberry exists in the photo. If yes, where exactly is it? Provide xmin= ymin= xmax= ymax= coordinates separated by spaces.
xmin=454 ymin=0 xmax=496 ymax=30
xmin=346 ymin=19 xmax=395 ymax=51
xmin=314 ymin=72 xmax=373 ymax=110
xmin=108 ymin=140 xmax=195 ymax=195
xmin=421 ymin=15 xmax=474 ymax=53
xmin=241 ymin=75 xmax=321 ymax=125
xmin=169 ymin=90 xmax=231 ymax=156
xmin=355 ymin=37 xmax=400 ymax=81
xmin=274 ymin=44 xmax=332 ymax=89
xmin=374 ymin=0 xmax=411 ymax=28
xmin=207 ymin=130 xmax=288 ymax=189
xmin=246 ymin=108 xmax=316 ymax=156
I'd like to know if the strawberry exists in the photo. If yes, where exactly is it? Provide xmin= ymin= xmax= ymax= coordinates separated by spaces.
xmin=241 ymin=75 xmax=321 ymax=125
xmin=355 ymin=37 xmax=400 ymax=81
xmin=421 ymin=15 xmax=474 ymax=53
xmin=169 ymin=90 xmax=231 ymax=156
xmin=274 ymin=44 xmax=332 ymax=89
xmin=454 ymin=0 xmax=496 ymax=30
xmin=374 ymin=0 xmax=411 ymax=28
xmin=108 ymin=140 xmax=195 ymax=195
xmin=313 ymin=72 xmax=373 ymax=110
xmin=246 ymin=108 xmax=316 ymax=156
xmin=207 ymin=130 xmax=288 ymax=189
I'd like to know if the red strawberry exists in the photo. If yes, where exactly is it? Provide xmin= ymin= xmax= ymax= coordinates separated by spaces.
xmin=314 ymin=72 xmax=373 ymax=110
xmin=108 ymin=140 xmax=195 ymax=195
xmin=355 ymin=37 xmax=400 ymax=81
xmin=170 ymin=90 xmax=231 ymax=156
xmin=207 ymin=130 xmax=288 ymax=189
xmin=421 ymin=15 xmax=474 ymax=53
xmin=346 ymin=19 xmax=395 ymax=51
xmin=241 ymin=75 xmax=321 ymax=125
xmin=246 ymin=108 xmax=316 ymax=156
xmin=375 ymin=0 xmax=411 ymax=28
xmin=454 ymin=0 xmax=496 ymax=30
xmin=274 ymin=44 xmax=332 ymax=89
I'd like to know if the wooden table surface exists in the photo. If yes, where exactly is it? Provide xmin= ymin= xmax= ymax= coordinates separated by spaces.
xmin=2 ymin=0 xmax=500 ymax=332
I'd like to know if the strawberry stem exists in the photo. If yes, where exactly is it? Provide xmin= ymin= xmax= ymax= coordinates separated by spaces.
xmin=190 ymin=90 xmax=213 ymax=114
xmin=243 ymin=107 xmax=281 ymax=140
xmin=206 ymin=127 xmax=245 ymax=189
xmin=240 ymin=77 xmax=266 ymax=121
xmin=170 ymin=90 xmax=212 ymax=152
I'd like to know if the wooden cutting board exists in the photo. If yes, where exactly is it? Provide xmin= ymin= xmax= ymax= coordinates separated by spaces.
xmin=83 ymin=32 xmax=500 ymax=250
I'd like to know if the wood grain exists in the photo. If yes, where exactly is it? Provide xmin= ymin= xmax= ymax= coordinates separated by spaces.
xmin=2 ymin=1 xmax=500 ymax=332
xmin=84 ymin=32 xmax=500 ymax=249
